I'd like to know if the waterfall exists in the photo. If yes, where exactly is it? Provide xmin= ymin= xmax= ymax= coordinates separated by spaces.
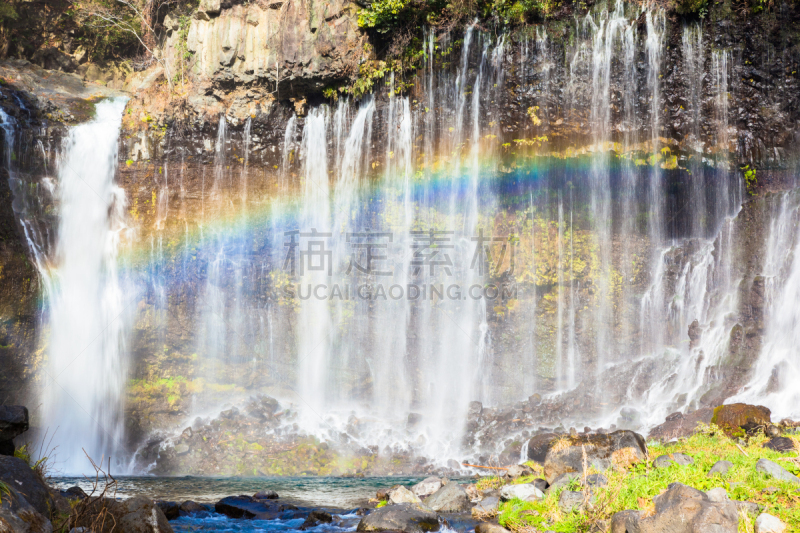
xmin=40 ymin=97 xmax=131 ymax=474
xmin=729 ymin=193 xmax=800 ymax=419
xmin=22 ymin=9 xmax=800 ymax=475
xmin=295 ymin=107 xmax=332 ymax=413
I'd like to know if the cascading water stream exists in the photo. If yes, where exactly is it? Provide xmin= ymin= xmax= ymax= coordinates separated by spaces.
xmin=729 ymin=192 xmax=800 ymax=419
xmin=40 ymin=97 xmax=131 ymax=474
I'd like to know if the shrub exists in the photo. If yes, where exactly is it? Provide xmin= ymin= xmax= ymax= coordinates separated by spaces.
xmin=673 ymin=0 xmax=709 ymax=16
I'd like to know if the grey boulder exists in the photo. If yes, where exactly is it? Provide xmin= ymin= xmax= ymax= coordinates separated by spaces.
xmin=389 ymin=486 xmax=423 ymax=504
xmin=499 ymin=483 xmax=544 ymax=502
xmin=609 ymin=482 xmax=738 ymax=533
xmin=471 ymin=497 xmax=499 ymax=517
xmin=755 ymin=513 xmax=786 ymax=533
xmin=707 ymin=460 xmax=733 ymax=477
xmin=704 ymin=488 xmax=728 ymax=502
xmin=357 ymin=503 xmax=441 ymax=533
xmin=474 ymin=524 xmax=510 ymax=533
xmin=543 ymin=430 xmax=647 ymax=484
xmin=412 ymin=477 xmax=443 ymax=498
xmin=424 ymin=482 xmax=469 ymax=512
xmin=558 ymin=490 xmax=585 ymax=512
xmin=505 ymin=464 xmax=534 ymax=479
xmin=0 ymin=456 xmax=57 ymax=520
xmin=756 ymin=459 xmax=800 ymax=485
xmin=546 ymin=472 xmax=580 ymax=493
xmin=0 ymin=485 xmax=52 ymax=533
xmin=653 ymin=453 xmax=694 ymax=468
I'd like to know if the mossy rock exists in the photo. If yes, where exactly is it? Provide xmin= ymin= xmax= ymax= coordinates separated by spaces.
xmin=711 ymin=403 xmax=771 ymax=437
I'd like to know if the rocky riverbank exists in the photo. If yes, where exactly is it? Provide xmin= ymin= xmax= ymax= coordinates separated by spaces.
xmin=2 ymin=402 xmax=799 ymax=532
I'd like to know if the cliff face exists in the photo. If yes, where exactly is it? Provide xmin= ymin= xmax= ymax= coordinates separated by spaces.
xmin=111 ymin=0 xmax=800 ymax=461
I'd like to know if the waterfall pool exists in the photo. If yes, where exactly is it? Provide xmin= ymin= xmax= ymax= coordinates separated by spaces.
xmin=49 ymin=476 xmax=478 ymax=533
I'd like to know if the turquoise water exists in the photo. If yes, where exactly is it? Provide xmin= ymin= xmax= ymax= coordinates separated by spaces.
xmin=50 ymin=476 xmax=477 ymax=533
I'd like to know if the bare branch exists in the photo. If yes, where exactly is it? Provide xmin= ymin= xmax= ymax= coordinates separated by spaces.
xmin=83 ymin=0 xmax=174 ymax=90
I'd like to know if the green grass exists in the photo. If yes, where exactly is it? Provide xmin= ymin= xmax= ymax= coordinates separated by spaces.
xmin=495 ymin=427 xmax=800 ymax=532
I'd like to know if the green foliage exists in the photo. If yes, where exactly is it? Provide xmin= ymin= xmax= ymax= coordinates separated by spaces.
xmin=357 ymin=0 xmax=411 ymax=32
xmin=322 ymin=86 xmax=339 ymax=101
xmin=742 ymin=165 xmax=757 ymax=194
xmin=494 ymin=0 xmax=559 ymax=23
xmin=0 ymin=3 xmax=18 ymax=23
xmin=0 ymin=480 xmax=9 ymax=503
xmin=13 ymin=444 xmax=31 ymax=464
xmin=339 ymin=60 xmax=410 ymax=98
xmin=673 ymin=0 xmax=709 ymax=16
xmin=13 ymin=444 xmax=50 ymax=478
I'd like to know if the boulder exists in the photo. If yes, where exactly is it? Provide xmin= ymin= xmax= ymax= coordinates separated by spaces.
xmin=411 ymin=477 xmax=443 ymax=498
xmin=0 ymin=406 xmax=28 ymax=456
xmin=475 ymin=523 xmax=511 ymax=533
xmin=215 ymin=495 xmax=278 ymax=519
xmin=558 ymin=490 xmax=585 ymax=512
xmin=0 ymin=456 xmax=56 ymax=519
xmin=651 ymin=482 xmax=737 ymax=532
xmin=610 ymin=482 xmax=738 ymax=533
xmin=245 ymin=395 xmax=280 ymax=421
xmin=610 ymin=510 xmax=640 ymax=533
xmin=547 ymin=473 xmax=580 ymax=493
xmin=47 ymin=488 xmax=70 ymax=516
xmin=653 ymin=453 xmax=694 ymax=468
xmin=376 ymin=486 xmax=395 ymax=501
xmin=763 ymin=437 xmax=795 ymax=452
xmin=301 ymin=509 xmax=333 ymax=529
xmin=504 ymin=464 xmax=534 ymax=479
xmin=711 ymin=404 xmax=771 ymax=437
xmin=30 ymin=47 xmax=78 ymax=73
xmin=156 ymin=500 xmax=180 ymax=520
xmin=543 ymin=430 xmax=646 ymax=484
xmin=465 ymin=484 xmax=480 ymax=502
xmin=734 ymin=501 xmax=761 ymax=515
xmin=586 ymin=474 xmax=608 ymax=487
xmin=0 ymin=485 xmax=52 ymax=533
xmin=708 ymin=460 xmax=733 ymax=477
xmin=253 ymin=490 xmax=279 ymax=500
xmin=113 ymin=496 xmax=174 ymax=533
xmin=356 ymin=503 xmax=440 ymax=533
xmin=63 ymin=487 xmax=88 ymax=500
xmin=389 ymin=486 xmax=422 ymax=505
xmin=179 ymin=501 xmax=207 ymax=514
xmin=424 ymin=482 xmax=469 ymax=512
xmin=704 ymin=488 xmax=728 ymax=502
xmin=532 ymin=478 xmax=548 ymax=492
xmin=755 ymin=513 xmax=786 ymax=533
xmin=648 ymin=408 xmax=714 ymax=442
xmin=526 ymin=433 xmax=557 ymax=463
xmin=499 ymin=483 xmax=544 ymax=502
xmin=755 ymin=459 xmax=800 ymax=485
xmin=471 ymin=497 xmax=499 ymax=517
